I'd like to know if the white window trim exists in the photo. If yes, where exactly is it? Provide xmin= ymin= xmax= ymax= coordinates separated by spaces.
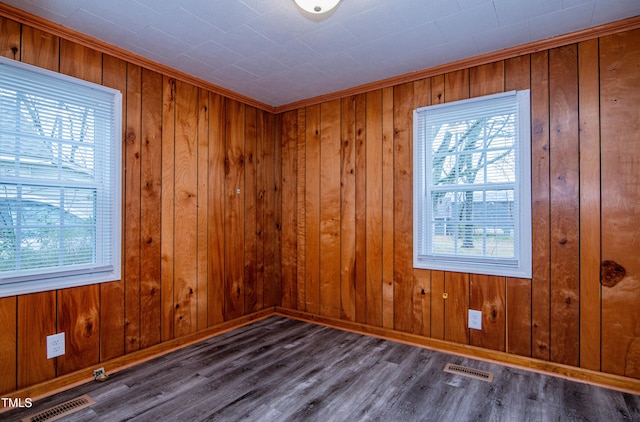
xmin=413 ymin=90 xmax=532 ymax=278
xmin=0 ymin=56 xmax=122 ymax=297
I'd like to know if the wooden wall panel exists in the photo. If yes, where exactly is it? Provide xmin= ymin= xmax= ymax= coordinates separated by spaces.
xmin=100 ymin=55 xmax=127 ymax=362
xmin=469 ymin=275 xmax=505 ymax=352
xmin=173 ymin=81 xmax=199 ymax=336
xmin=124 ymin=63 xmax=142 ymax=352
xmin=382 ymin=86 xmax=395 ymax=330
xmin=444 ymin=272 xmax=469 ymax=345
xmin=0 ymin=297 xmax=16 ymax=394
xmin=304 ymin=105 xmax=321 ymax=314
xmin=319 ymin=100 xmax=341 ymax=318
xmin=208 ymin=93 xmax=226 ymax=325
xmin=224 ymin=99 xmax=246 ymax=320
xmin=160 ymin=76 xmax=176 ymax=342
xmin=195 ymin=88 xmax=210 ymax=329
xmin=505 ymin=55 xmax=532 ymax=357
xmin=340 ymin=96 xmax=356 ymax=321
xmin=365 ymin=90 xmax=383 ymax=326
xmin=280 ymin=110 xmax=298 ymax=309
xmin=17 ymin=293 xmax=55 ymax=388
xmin=244 ymin=107 xmax=258 ymax=314
xmin=530 ymin=51 xmax=552 ymax=361
xmin=600 ymin=29 xmax=640 ymax=378
xmin=354 ymin=94 xmax=367 ymax=324
xmin=548 ymin=45 xmax=580 ymax=366
xmin=295 ymin=109 xmax=305 ymax=311
xmin=0 ymin=16 xmax=280 ymax=396
xmin=57 ymin=40 xmax=102 ymax=376
xmin=577 ymin=39 xmax=601 ymax=371
xmin=392 ymin=82 xmax=414 ymax=333
xmin=0 ymin=16 xmax=20 ymax=59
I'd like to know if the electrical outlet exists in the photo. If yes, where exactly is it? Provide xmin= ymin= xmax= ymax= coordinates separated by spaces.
xmin=468 ymin=310 xmax=482 ymax=330
xmin=46 ymin=332 xmax=65 ymax=359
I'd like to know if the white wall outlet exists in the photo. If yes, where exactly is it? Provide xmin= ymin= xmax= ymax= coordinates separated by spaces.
xmin=46 ymin=332 xmax=65 ymax=359
xmin=468 ymin=310 xmax=482 ymax=330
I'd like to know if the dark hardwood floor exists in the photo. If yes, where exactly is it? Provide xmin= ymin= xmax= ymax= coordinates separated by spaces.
xmin=5 ymin=316 xmax=640 ymax=421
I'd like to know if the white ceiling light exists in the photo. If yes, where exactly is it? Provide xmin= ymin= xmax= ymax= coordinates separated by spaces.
xmin=294 ymin=0 xmax=341 ymax=14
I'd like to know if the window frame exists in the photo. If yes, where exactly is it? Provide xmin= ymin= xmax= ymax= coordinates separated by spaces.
xmin=0 ymin=56 xmax=122 ymax=298
xmin=413 ymin=90 xmax=532 ymax=278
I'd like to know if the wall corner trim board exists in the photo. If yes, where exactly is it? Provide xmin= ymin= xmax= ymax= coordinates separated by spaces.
xmin=0 ymin=309 xmax=274 ymax=412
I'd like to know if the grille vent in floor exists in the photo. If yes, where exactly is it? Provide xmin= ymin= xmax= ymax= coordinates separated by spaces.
xmin=444 ymin=363 xmax=494 ymax=382
xmin=22 ymin=394 xmax=95 ymax=422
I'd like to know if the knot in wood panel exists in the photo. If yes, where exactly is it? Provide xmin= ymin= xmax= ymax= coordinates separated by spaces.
xmin=601 ymin=260 xmax=626 ymax=287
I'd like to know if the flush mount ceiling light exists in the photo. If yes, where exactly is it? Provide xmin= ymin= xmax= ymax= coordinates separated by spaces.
xmin=294 ymin=0 xmax=341 ymax=14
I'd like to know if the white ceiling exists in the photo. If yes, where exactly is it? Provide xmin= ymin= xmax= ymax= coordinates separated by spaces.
xmin=3 ymin=0 xmax=639 ymax=107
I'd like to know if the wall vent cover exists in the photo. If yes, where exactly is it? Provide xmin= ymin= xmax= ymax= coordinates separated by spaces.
xmin=22 ymin=394 xmax=95 ymax=422
xmin=444 ymin=363 xmax=494 ymax=382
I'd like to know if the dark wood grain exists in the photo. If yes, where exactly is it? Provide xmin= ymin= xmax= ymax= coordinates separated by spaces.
xmin=6 ymin=316 xmax=639 ymax=422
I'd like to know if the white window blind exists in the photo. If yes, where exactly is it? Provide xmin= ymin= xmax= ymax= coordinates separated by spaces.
xmin=0 ymin=57 xmax=122 ymax=297
xmin=413 ymin=90 xmax=531 ymax=278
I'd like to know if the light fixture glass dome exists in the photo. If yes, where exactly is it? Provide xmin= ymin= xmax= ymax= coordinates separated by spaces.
xmin=294 ymin=0 xmax=341 ymax=14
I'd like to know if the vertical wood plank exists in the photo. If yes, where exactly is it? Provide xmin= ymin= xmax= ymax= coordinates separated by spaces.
xmin=354 ymin=94 xmax=367 ymax=324
xmin=254 ymin=110 xmax=266 ymax=311
xmin=224 ymin=99 xmax=245 ymax=320
xmin=431 ymin=270 xmax=446 ymax=340
xmin=262 ymin=112 xmax=277 ymax=308
xmin=530 ymin=51 xmax=551 ymax=361
xmin=244 ymin=106 xmax=258 ymax=314
xmin=100 ymin=55 xmax=127 ymax=361
xmin=304 ymin=105 xmax=321 ymax=315
xmin=506 ymin=277 xmax=532 ymax=356
xmin=57 ymin=39 xmax=101 ymax=376
xmin=444 ymin=69 xmax=469 ymax=102
xmin=382 ymin=86 xmax=395 ymax=329
xmin=505 ymin=54 xmax=532 ymax=358
xmin=340 ymin=96 xmax=356 ymax=321
xmin=600 ymin=29 xmax=640 ymax=378
xmin=393 ymin=82 xmax=414 ymax=333
xmin=577 ymin=39 xmax=601 ymax=372
xmin=57 ymin=286 xmax=100 ymax=375
xmin=470 ymin=61 xmax=505 ymax=96
xmin=0 ymin=297 xmax=16 ymax=394
xmin=469 ymin=275 xmax=506 ymax=352
xmin=319 ymin=99 xmax=342 ymax=318
xmin=21 ymin=26 xmax=58 ymax=70
xmin=295 ymin=109 xmax=305 ymax=311
xmin=17 ymin=293 xmax=55 ymax=388
xmin=549 ymin=45 xmax=580 ymax=366
xmin=161 ymin=76 xmax=176 ymax=342
xmin=124 ymin=63 xmax=142 ymax=353
xmin=280 ymin=110 xmax=298 ymax=309
xmin=274 ymin=114 xmax=283 ymax=307
xmin=208 ymin=93 xmax=225 ymax=325
xmin=412 ymin=79 xmax=431 ymax=335
xmin=444 ymin=272 xmax=469 ymax=345
xmin=0 ymin=16 xmax=20 ymax=60
xmin=196 ymin=88 xmax=209 ymax=329
xmin=365 ymin=90 xmax=383 ymax=326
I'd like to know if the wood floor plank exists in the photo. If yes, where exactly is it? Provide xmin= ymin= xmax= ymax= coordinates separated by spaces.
xmin=6 ymin=316 xmax=640 ymax=422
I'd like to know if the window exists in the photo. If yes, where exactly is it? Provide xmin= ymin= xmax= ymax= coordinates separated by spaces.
xmin=413 ymin=90 xmax=531 ymax=278
xmin=0 ymin=57 xmax=122 ymax=297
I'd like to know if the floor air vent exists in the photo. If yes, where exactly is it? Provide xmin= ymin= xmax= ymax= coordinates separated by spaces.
xmin=444 ymin=363 xmax=494 ymax=382
xmin=22 ymin=394 xmax=95 ymax=422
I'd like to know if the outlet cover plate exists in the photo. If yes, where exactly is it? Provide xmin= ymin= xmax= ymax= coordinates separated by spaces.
xmin=47 ymin=332 xmax=65 ymax=359
xmin=468 ymin=310 xmax=482 ymax=330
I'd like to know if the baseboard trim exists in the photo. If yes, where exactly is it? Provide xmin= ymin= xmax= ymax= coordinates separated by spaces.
xmin=274 ymin=307 xmax=640 ymax=395
xmin=1 ymin=308 xmax=274 ymax=411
